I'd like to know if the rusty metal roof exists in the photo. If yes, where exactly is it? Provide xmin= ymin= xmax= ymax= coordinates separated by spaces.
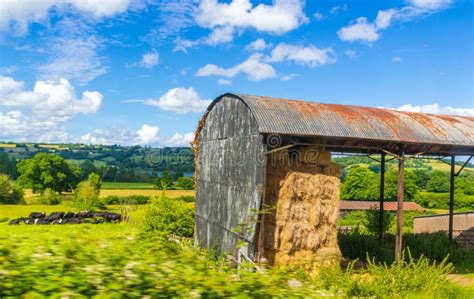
xmin=207 ymin=93 xmax=474 ymax=155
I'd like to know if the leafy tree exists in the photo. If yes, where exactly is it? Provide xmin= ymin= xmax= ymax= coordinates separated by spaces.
xmin=17 ymin=153 xmax=81 ymax=194
xmin=384 ymin=169 xmax=419 ymax=201
xmin=141 ymin=197 xmax=194 ymax=238
xmin=154 ymin=170 xmax=175 ymax=190
xmin=426 ymin=171 xmax=450 ymax=193
xmin=39 ymin=188 xmax=61 ymax=205
xmin=412 ymin=169 xmax=431 ymax=190
xmin=363 ymin=209 xmax=394 ymax=235
xmin=87 ymin=173 xmax=102 ymax=192
xmin=457 ymin=172 xmax=474 ymax=195
xmin=0 ymin=153 xmax=18 ymax=178
xmin=176 ymin=177 xmax=194 ymax=190
xmin=80 ymin=160 xmax=97 ymax=179
xmin=0 ymin=174 xmax=24 ymax=204
xmin=341 ymin=167 xmax=378 ymax=200
xmin=73 ymin=173 xmax=103 ymax=210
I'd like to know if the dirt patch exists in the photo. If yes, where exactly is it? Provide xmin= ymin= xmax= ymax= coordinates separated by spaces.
xmin=260 ymin=146 xmax=341 ymax=271
xmin=447 ymin=274 xmax=474 ymax=287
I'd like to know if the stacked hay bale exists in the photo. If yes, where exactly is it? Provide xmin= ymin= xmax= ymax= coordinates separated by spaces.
xmin=262 ymin=146 xmax=341 ymax=271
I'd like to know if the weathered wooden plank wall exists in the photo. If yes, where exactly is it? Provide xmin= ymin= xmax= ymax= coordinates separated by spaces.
xmin=195 ymin=96 xmax=265 ymax=256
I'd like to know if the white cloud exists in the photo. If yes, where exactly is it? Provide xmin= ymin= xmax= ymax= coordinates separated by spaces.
xmin=145 ymin=87 xmax=211 ymax=114
xmin=138 ymin=50 xmax=159 ymax=68
xmin=142 ymin=1 xmax=196 ymax=47
xmin=78 ymin=128 xmax=137 ymax=146
xmin=166 ymin=132 xmax=195 ymax=147
xmin=338 ymin=0 xmax=451 ymax=43
xmin=0 ymin=0 xmax=132 ymax=35
xmin=196 ymin=0 xmax=308 ymax=34
xmin=338 ymin=17 xmax=379 ymax=43
xmin=408 ymin=0 xmax=452 ymax=10
xmin=78 ymin=126 xmax=194 ymax=147
xmin=396 ymin=103 xmax=474 ymax=117
xmin=205 ymin=26 xmax=235 ymax=46
xmin=392 ymin=56 xmax=402 ymax=62
xmin=330 ymin=4 xmax=348 ymax=15
xmin=196 ymin=53 xmax=277 ymax=81
xmin=176 ymin=0 xmax=307 ymax=51
xmin=0 ymin=66 xmax=17 ymax=75
xmin=266 ymin=43 xmax=337 ymax=67
xmin=0 ymin=76 xmax=102 ymax=141
xmin=217 ymin=78 xmax=232 ymax=85
xmin=38 ymin=35 xmax=107 ymax=84
xmin=245 ymin=38 xmax=270 ymax=51
xmin=280 ymin=74 xmax=297 ymax=81
xmin=136 ymin=124 xmax=160 ymax=145
xmin=313 ymin=12 xmax=325 ymax=21
xmin=345 ymin=49 xmax=358 ymax=59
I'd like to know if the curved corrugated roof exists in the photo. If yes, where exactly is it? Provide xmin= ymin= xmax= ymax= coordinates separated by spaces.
xmin=206 ymin=93 xmax=474 ymax=153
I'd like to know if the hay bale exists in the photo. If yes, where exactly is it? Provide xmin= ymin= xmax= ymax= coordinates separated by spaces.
xmin=261 ymin=147 xmax=341 ymax=270
xmin=273 ymin=172 xmax=341 ymax=270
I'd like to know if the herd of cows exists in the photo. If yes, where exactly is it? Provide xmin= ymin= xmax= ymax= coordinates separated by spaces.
xmin=8 ymin=211 xmax=122 ymax=225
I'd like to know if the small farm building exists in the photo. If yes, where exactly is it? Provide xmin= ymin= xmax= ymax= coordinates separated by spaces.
xmin=194 ymin=93 xmax=474 ymax=263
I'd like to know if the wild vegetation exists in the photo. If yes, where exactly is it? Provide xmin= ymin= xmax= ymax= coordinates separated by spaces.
xmin=1 ymin=202 xmax=473 ymax=297
xmin=1 ymin=147 xmax=473 ymax=296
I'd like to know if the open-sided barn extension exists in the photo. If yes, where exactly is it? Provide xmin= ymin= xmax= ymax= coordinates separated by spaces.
xmin=194 ymin=93 xmax=474 ymax=265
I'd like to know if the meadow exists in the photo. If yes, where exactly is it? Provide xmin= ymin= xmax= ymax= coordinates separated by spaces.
xmin=1 ymin=201 xmax=474 ymax=297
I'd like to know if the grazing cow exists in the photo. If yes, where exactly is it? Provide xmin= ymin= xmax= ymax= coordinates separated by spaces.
xmin=45 ymin=212 xmax=64 ymax=222
xmin=8 ymin=217 xmax=26 ymax=225
xmin=64 ymin=212 xmax=75 ymax=219
xmin=29 ymin=212 xmax=46 ymax=219
xmin=104 ymin=212 xmax=122 ymax=223
xmin=76 ymin=211 xmax=94 ymax=218
xmin=35 ymin=218 xmax=49 ymax=225
xmin=64 ymin=218 xmax=81 ymax=224
xmin=93 ymin=218 xmax=105 ymax=224
xmin=25 ymin=219 xmax=35 ymax=225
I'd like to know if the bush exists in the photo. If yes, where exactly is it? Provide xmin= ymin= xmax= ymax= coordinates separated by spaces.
xmin=104 ymin=195 xmax=150 ymax=205
xmin=0 ymin=174 xmax=24 ymax=204
xmin=317 ymin=252 xmax=456 ymax=298
xmin=338 ymin=229 xmax=474 ymax=272
xmin=176 ymin=177 xmax=194 ymax=190
xmin=73 ymin=181 xmax=104 ymax=210
xmin=38 ymin=188 xmax=61 ymax=205
xmin=175 ymin=195 xmax=195 ymax=203
xmin=141 ymin=197 xmax=194 ymax=238
xmin=364 ymin=209 xmax=394 ymax=235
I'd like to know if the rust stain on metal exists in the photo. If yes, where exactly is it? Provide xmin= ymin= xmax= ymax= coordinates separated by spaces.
xmin=202 ymin=93 xmax=473 ymax=152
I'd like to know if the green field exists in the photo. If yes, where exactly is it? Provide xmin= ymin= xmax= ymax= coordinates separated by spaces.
xmin=101 ymin=181 xmax=156 ymax=189
xmin=1 ymin=203 xmax=473 ymax=297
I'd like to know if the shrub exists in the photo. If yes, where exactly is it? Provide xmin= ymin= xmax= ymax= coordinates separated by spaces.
xmin=73 ymin=181 xmax=104 ymax=210
xmin=141 ymin=197 xmax=194 ymax=238
xmin=317 ymin=252 xmax=456 ymax=298
xmin=0 ymin=174 xmax=24 ymax=204
xmin=104 ymin=195 xmax=150 ymax=205
xmin=175 ymin=195 xmax=195 ymax=203
xmin=176 ymin=177 xmax=194 ymax=190
xmin=38 ymin=188 xmax=61 ymax=205
xmin=363 ymin=209 xmax=394 ymax=235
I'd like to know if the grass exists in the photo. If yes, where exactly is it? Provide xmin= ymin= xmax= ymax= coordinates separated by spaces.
xmin=21 ymin=187 xmax=194 ymax=201
xmin=0 ymin=143 xmax=16 ymax=148
xmin=99 ymin=189 xmax=194 ymax=198
xmin=101 ymin=181 xmax=156 ymax=189
xmin=1 ymin=203 xmax=473 ymax=297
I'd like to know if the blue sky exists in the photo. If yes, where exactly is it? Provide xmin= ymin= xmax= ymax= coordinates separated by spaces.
xmin=0 ymin=0 xmax=472 ymax=147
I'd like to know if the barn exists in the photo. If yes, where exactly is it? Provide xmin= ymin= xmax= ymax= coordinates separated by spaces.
xmin=193 ymin=93 xmax=474 ymax=264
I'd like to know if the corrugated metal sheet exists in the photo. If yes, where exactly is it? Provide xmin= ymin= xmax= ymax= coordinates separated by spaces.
xmin=195 ymin=96 xmax=265 ymax=257
xmin=207 ymin=93 xmax=474 ymax=149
